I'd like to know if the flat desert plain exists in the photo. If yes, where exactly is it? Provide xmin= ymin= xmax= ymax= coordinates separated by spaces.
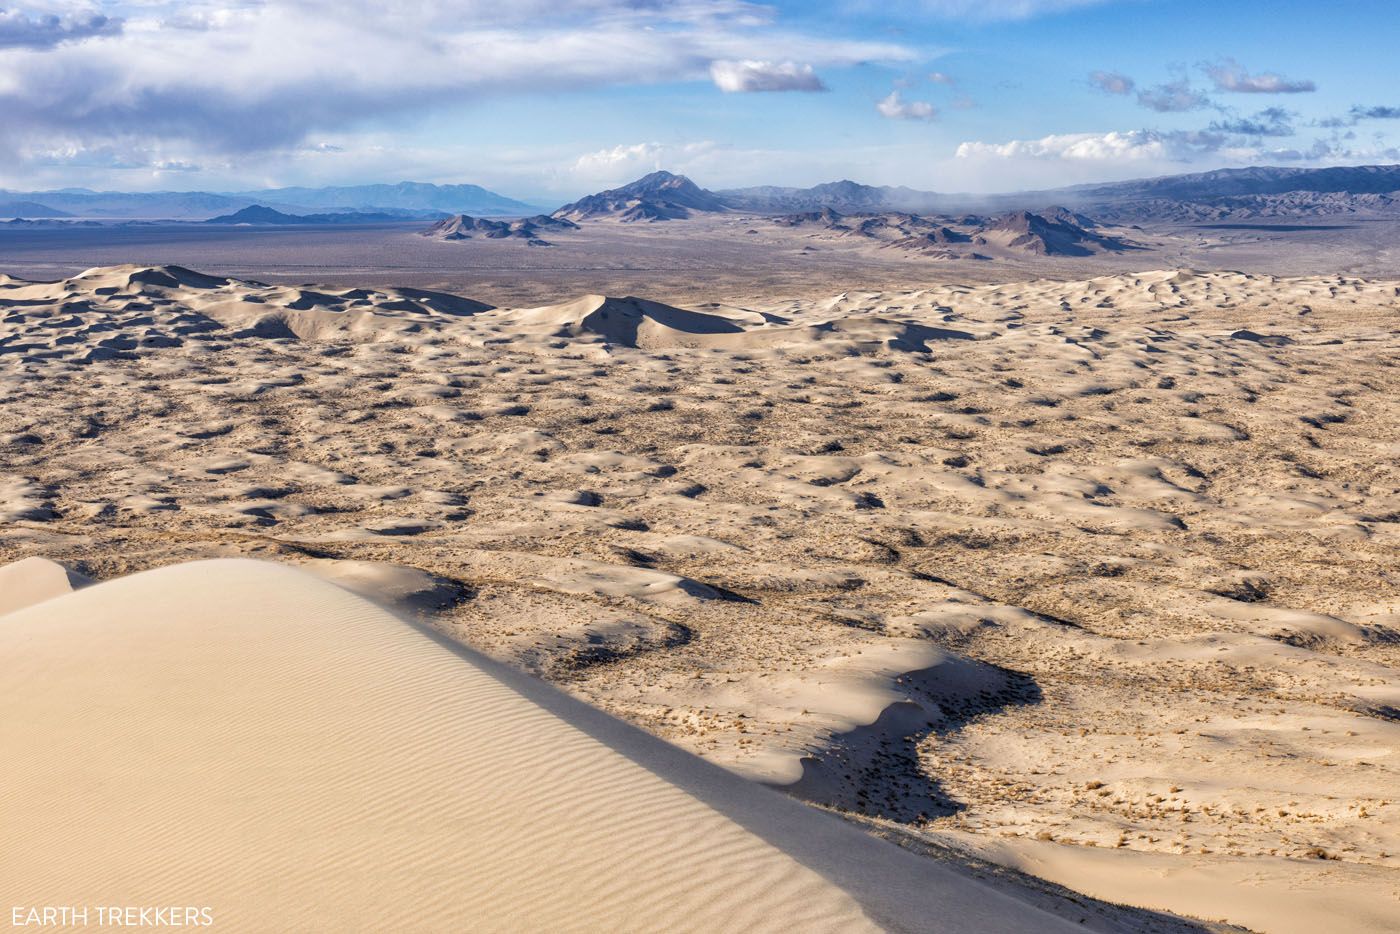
xmin=0 ymin=261 xmax=1397 ymax=932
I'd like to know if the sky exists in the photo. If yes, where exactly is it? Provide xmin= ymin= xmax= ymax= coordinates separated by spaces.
xmin=1 ymin=0 xmax=1398 ymax=200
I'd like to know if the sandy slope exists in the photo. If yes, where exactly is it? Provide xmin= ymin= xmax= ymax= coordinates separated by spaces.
xmin=1 ymin=558 xmax=1098 ymax=933
xmin=1 ymin=264 xmax=1397 ymax=930
xmin=0 ymin=555 xmax=89 ymax=615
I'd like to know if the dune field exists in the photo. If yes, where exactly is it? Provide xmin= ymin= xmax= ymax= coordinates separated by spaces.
xmin=1 ymin=263 xmax=1397 ymax=931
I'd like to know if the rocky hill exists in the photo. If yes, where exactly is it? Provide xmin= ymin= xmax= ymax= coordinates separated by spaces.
xmin=720 ymin=164 xmax=1400 ymax=222
xmin=421 ymin=214 xmax=578 ymax=245
xmin=775 ymin=207 xmax=1135 ymax=258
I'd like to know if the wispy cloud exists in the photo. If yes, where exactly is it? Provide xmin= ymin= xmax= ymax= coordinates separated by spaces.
xmin=1209 ymin=107 xmax=1295 ymax=137
xmin=0 ymin=3 xmax=120 ymax=49
xmin=1351 ymin=105 xmax=1400 ymax=120
xmin=910 ymin=0 xmax=1115 ymax=21
xmin=1088 ymin=70 xmax=1134 ymax=95
xmin=1314 ymin=104 xmax=1400 ymax=129
xmin=1263 ymin=138 xmax=1400 ymax=162
xmin=1203 ymin=59 xmax=1316 ymax=94
xmin=1136 ymin=78 xmax=1209 ymax=113
xmin=876 ymin=91 xmax=936 ymax=120
xmin=710 ymin=60 xmax=826 ymax=93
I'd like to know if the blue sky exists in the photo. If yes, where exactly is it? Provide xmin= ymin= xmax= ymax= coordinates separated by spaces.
xmin=1 ymin=0 xmax=1397 ymax=199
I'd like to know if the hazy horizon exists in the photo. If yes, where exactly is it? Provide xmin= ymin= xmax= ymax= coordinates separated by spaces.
xmin=9 ymin=160 xmax=1400 ymax=215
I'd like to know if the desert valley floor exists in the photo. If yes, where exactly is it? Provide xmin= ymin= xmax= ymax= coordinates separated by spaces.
xmin=1 ymin=261 xmax=1397 ymax=932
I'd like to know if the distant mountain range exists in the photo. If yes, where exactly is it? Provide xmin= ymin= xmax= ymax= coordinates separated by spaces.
xmin=224 ymin=182 xmax=537 ymax=216
xmin=4 ymin=164 xmax=1399 ymax=225
xmin=205 ymin=205 xmax=449 ymax=225
xmin=1061 ymin=164 xmax=1400 ymax=201
xmin=1043 ymin=164 xmax=1400 ymax=223
xmin=717 ymin=180 xmax=942 ymax=215
xmin=0 ymin=182 xmax=540 ymax=220
xmin=0 ymin=200 xmax=74 ymax=218
xmin=548 ymin=165 xmax=1400 ymax=224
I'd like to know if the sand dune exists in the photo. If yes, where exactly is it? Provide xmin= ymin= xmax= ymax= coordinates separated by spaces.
xmin=2 ymin=264 xmax=1397 ymax=931
xmin=1 ymin=559 xmax=1094 ymax=932
xmin=500 ymin=294 xmax=747 ymax=348
xmin=0 ymin=555 xmax=89 ymax=615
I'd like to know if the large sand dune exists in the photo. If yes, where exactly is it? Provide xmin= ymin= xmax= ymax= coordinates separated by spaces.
xmin=1 ymin=264 xmax=1396 ymax=931
xmin=1 ymin=558 xmax=1102 ymax=932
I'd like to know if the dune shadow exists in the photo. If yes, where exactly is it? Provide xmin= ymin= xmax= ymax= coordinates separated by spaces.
xmin=402 ymin=617 xmax=1218 ymax=932
xmin=789 ymin=663 xmax=1041 ymax=822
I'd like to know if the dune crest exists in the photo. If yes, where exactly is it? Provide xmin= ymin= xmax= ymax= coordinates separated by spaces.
xmin=0 ymin=559 xmax=1097 ymax=933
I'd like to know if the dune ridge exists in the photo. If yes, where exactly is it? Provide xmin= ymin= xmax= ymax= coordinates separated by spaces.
xmin=0 ymin=559 xmax=1103 ymax=933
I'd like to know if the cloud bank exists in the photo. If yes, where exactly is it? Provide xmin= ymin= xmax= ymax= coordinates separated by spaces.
xmin=0 ymin=0 xmax=909 ymax=170
xmin=956 ymin=129 xmax=1224 ymax=163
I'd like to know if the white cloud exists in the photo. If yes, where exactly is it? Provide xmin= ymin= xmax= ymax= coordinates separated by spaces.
xmin=567 ymin=140 xmax=729 ymax=188
xmin=709 ymin=59 xmax=826 ymax=92
xmin=1204 ymin=59 xmax=1315 ymax=94
xmin=928 ymin=71 xmax=955 ymax=85
xmin=956 ymin=129 xmax=1223 ymax=163
xmin=876 ymin=91 xmax=936 ymax=121
xmin=572 ymin=142 xmax=672 ymax=175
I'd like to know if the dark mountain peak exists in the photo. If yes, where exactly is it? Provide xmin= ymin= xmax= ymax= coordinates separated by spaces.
xmin=206 ymin=205 xmax=298 ymax=225
xmin=814 ymin=179 xmax=874 ymax=194
xmin=632 ymin=169 xmax=682 ymax=186
xmin=610 ymin=170 xmax=706 ymax=198
xmin=1043 ymin=205 xmax=1098 ymax=228
xmin=989 ymin=209 xmax=1038 ymax=229
xmin=553 ymin=171 xmax=727 ymax=222
xmin=984 ymin=208 xmax=1128 ymax=256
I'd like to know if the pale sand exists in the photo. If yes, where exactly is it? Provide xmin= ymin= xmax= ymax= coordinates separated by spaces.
xmin=0 ymin=556 xmax=89 ymax=616
xmin=942 ymin=831 xmax=1400 ymax=934
xmin=0 ymin=559 xmax=1087 ymax=932
xmin=1 ymin=264 xmax=1397 ymax=931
